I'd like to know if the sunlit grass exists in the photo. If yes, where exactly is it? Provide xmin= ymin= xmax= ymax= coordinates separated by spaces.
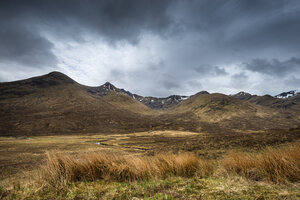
xmin=221 ymin=142 xmax=300 ymax=183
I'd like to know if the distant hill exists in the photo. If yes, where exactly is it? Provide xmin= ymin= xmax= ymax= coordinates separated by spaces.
xmin=231 ymin=91 xmax=300 ymax=115
xmin=169 ymin=92 xmax=299 ymax=131
xmin=0 ymin=72 xmax=299 ymax=136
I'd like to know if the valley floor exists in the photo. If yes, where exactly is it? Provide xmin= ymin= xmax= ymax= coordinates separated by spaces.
xmin=0 ymin=128 xmax=300 ymax=199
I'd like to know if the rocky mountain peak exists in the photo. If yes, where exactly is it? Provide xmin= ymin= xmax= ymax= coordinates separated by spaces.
xmin=87 ymin=82 xmax=119 ymax=96
xmin=102 ymin=82 xmax=117 ymax=90
xmin=231 ymin=91 xmax=253 ymax=100
xmin=275 ymin=90 xmax=300 ymax=99
xmin=86 ymin=82 xmax=191 ymax=109
xmin=236 ymin=91 xmax=251 ymax=96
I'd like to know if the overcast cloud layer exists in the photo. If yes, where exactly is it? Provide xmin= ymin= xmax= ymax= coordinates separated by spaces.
xmin=0 ymin=0 xmax=299 ymax=97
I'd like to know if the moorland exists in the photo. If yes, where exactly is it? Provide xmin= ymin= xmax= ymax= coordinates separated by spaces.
xmin=0 ymin=72 xmax=299 ymax=199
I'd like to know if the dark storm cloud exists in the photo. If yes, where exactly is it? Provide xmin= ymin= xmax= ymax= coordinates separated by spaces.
xmin=0 ymin=20 xmax=57 ymax=68
xmin=0 ymin=0 xmax=173 ymax=41
xmin=0 ymin=0 xmax=300 ymax=95
xmin=1 ymin=0 xmax=300 ymax=62
xmin=0 ymin=0 xmax=173 ymax=67
xmin=226 ymin=9 xmax=300 ymax=52
xmin=172 ymin=0 xmax=300 ymax=45
xmin=243 ymin=57 xmax=300 ymax=76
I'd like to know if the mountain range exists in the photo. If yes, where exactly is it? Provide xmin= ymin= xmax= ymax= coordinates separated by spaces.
xmin=0 ymin=71 xmax=299 ymax=136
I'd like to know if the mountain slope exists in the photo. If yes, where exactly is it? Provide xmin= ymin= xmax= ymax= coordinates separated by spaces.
xmin=0 ymin=72 xmax=160 ymax=135
xmin=169 ymin=92 xmax=299 ymax=130
xmin=231 ymin=91 xmax=300 ymax=117
xmin=1 ymin=72 xmax=299 ymax=136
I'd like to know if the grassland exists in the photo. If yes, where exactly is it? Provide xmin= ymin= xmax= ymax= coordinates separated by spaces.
xmin=1 ymin=128 xmax=300 ymax=199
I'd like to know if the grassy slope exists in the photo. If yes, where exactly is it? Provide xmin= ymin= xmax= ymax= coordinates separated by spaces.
xmin=169 ymin=92 xmax=299 ymax=130
xmin=0 ymin=73 xmax=162 ymax=135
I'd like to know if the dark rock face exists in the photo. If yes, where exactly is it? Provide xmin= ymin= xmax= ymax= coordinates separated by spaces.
xmin=136 ymin=95 xmax=189 ymax=109
xmin=231 ymin=91 xmax=253 ymax=100
xmin=87 ymin=82 xmax=120 ymax=96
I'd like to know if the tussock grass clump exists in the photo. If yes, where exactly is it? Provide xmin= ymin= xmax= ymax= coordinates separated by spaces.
xmin=221 ymin=143 xmax=300 ymax=183
xmin=41 ymin=151 xmax=213 ymax=186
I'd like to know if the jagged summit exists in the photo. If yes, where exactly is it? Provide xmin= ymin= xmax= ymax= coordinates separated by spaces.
xmin=275 ymin=90 xmax=300 ymax=99
xmin=101 ymin=82 xmax=118 ymax=91
xmin=231 ymin=91 xmax=253 ymax=100
xmin=87 ymin=82 xmax=190 ymax=109
xmin=87 ymin=82 xmax=120 ymax=96
xmin=235 ymin=91 xmax=251 ymax=96
xmin=103 ymin=82 xmax=116 ymax=89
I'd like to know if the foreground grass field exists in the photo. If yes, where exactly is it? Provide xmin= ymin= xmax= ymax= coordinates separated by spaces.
xmin=0 ymin=128 xmax=300 ymax=199
xmin=2 ymin=175 xmax=300 ymax=199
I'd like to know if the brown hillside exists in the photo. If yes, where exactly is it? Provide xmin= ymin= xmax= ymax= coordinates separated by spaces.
xmin=168 ymin=92 xmax=299 ymax=130
xmin=101 ymin=92 xmax=155 ymax=115
xmin=0 ymin=72 xmax=299 ymax=136
xmin=0 ymin=72 xmax=159 ymax=135
xmin=248 ymin=95 xmax=300 ymax=117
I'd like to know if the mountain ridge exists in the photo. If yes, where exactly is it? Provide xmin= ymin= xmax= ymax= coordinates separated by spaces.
xmin=1 ymin=71 xmax=298 ymax=105
xmin=1 ymin=71 xmax=299 ymax=136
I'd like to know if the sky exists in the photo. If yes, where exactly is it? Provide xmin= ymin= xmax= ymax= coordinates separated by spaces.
xmin=0 ymin=0 xmax=300 ymax=97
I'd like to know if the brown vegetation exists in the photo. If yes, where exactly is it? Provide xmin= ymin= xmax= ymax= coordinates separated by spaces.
xmin=41 ymin=151 xmax=214 ymax=186
xmin=1 ymin=128 xmax=299 ymax=181
xmin=221 ymin=143 xmax=300 ymax=183
xmin=1 ymin=139 xmax=300 ymax=199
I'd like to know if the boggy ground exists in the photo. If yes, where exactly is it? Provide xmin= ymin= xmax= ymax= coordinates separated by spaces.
xmin=0 ymin=128 xmax=300 ymax=199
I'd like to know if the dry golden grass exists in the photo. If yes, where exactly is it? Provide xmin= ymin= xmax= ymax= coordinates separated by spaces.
xmin=221 ymin=143 xmax=300 ymax=183
xmin=41 ymin=151 xmax=213 ymax=186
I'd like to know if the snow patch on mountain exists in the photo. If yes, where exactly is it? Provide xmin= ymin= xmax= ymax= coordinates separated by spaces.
xmin=274 ymin=90 xmax=300 ymax=99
